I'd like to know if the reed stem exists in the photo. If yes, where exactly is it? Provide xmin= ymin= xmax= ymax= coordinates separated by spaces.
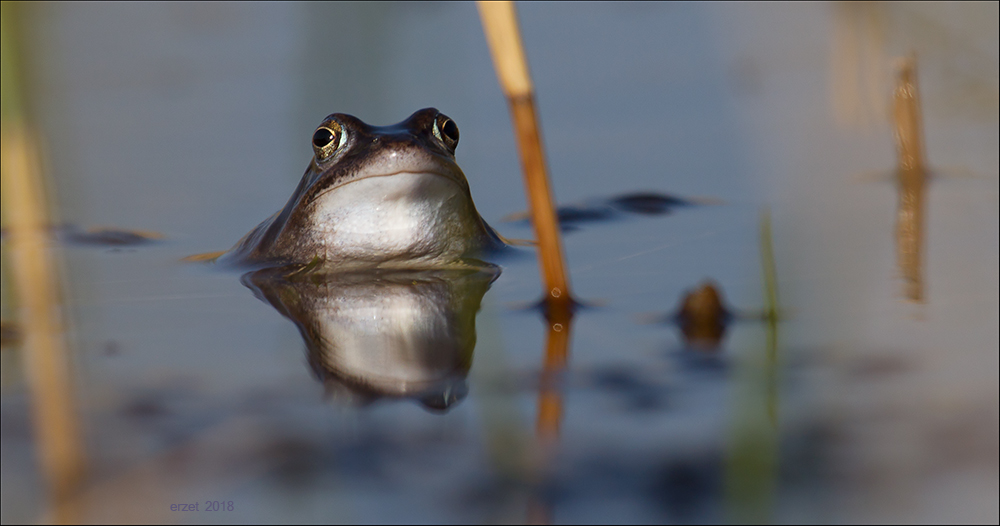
xmin=478 ymin=7 xmax=574 ymax=522
xmin=1 ymin=2 xmax=85 ymax=515
xmin=477 ymin=1 xmax=572 ymax=310
xmin=892 ymin=55 xmax=926 ymax=303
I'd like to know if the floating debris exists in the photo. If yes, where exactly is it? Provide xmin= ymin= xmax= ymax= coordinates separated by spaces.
xmin=60 ymin=225 xmax=165 ymax=247
xmin=503 ymin=191 xmax=704 ymax=232
xmin=609 ymin=192 xmax=694 ymax=215
xmin=1 ymin=224 xmax=165 ymax=247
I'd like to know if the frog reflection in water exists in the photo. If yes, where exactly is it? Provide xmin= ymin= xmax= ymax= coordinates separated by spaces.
xmin=223 ymin=108 xmax=505 ymax=269
xmin=224 ymin=110 xmax=505 ymax=411
xmin=244 ymin=267 xmax=497 ymax=411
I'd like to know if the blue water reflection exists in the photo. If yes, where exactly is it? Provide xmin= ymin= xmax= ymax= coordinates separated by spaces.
xmin=1 ymin=2 xmax=997 ymax=524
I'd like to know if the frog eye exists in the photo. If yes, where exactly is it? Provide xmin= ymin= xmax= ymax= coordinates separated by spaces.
xmin=312 ymin=122 xmax=344 ymax=161
xmin=432 ymin=114 xmax=459 ymax=149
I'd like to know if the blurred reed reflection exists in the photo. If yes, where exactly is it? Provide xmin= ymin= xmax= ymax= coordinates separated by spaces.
xmin=892 ymin=56 xmax=927 ymax=303
xmin=243 ymin=267 xmax=499 ymax=412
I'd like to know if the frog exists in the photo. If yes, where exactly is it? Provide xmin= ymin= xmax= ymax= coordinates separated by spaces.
xmin=221 ymin=108 xmax=506 ymax=270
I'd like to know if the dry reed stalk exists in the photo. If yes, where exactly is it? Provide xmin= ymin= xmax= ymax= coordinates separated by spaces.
xmin=477 ymin=1 xmax=572 ymax=312
xmin=2 ymin=4 xmax=85 ymax=515
xmin=1 ymin=127 xmax=86 ymax=511
xmin=477 ymin=9 xmax=574 ymax=522
xmin=830 ymin=2 xmax=888 ymax=129
xmin=892 ymin=56 xmax=926 ymax=302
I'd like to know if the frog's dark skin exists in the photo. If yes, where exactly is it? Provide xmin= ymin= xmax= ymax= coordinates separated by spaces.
xmin=222 ymin=108 xmax=505 ymax=269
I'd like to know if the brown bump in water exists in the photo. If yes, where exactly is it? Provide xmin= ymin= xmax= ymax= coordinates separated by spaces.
xmin=675 ymin=281 xmax=730 ymax=350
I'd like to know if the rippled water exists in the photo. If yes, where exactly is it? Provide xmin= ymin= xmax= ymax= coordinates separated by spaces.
xmin=2 ymin=3 xmax=997 ymax=523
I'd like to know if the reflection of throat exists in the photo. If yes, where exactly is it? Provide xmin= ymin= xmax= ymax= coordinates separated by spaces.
xmin=243 ymin=268 xmax=494 ymax=411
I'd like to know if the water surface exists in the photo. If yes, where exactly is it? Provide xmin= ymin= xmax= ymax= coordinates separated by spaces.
xmin=1 ymin=2 xmax=997 ymax=523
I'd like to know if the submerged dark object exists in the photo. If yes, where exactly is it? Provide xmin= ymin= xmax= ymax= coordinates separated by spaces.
xmin=222 ymin=108 xmax=504 ymax=270
xmin=60 ymin=225 xmax=164 ymax=247
xmin=1 ymin=225 xmax=164 ymax=247
xmin=609 ymin=192 xmax=691 ymax=215
xmin=504 ymin=191 xmax=696 ymax=233
xmin=243 ymin=266 xmax=497 ymax=412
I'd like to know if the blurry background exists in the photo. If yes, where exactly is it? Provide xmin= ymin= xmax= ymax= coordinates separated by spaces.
xmin=1 ymin=2 xmax=997 ymax=523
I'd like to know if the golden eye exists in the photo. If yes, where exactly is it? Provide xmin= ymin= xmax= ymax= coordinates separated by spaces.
xmin=432 ymin=114 xmax=459 ymax=149
xmin=312 ymin=122 xmax=344 ymax=161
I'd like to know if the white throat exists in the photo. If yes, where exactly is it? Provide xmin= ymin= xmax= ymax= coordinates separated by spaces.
xmin=305 ymin=172 xmax=478 ymax=265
